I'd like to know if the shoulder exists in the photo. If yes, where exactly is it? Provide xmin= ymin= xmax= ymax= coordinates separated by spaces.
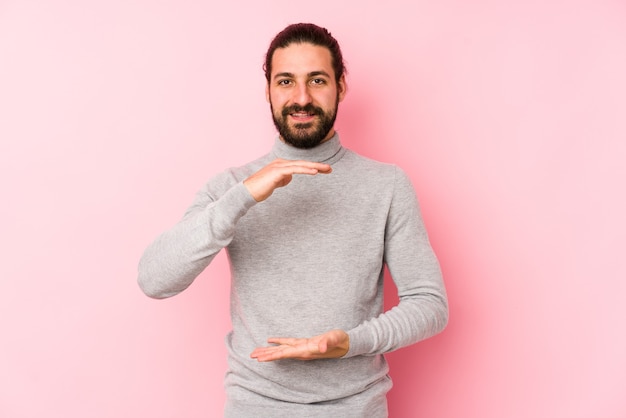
xmin=341 ymin=149 xmax=410 ymax=186
xmin=342 ymin=149 xmax=394 ymax=171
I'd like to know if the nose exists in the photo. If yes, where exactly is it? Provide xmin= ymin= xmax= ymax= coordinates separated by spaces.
xmin=292 ymin=83 xmax=312 ymax=106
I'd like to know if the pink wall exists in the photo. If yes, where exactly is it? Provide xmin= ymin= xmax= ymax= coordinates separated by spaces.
xmin=1 ymin=1 xmax=625 ymax=417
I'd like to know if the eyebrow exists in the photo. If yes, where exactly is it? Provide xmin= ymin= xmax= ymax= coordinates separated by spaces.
xmin=273 ymin=70 xmax=332 ymax=80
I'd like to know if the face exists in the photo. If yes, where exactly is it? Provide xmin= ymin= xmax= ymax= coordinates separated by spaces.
xmin=266 ymin=43 xmax=347 ymax=149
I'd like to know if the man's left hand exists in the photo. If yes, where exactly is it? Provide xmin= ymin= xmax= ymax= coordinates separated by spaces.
xmin=250 ymin=329 xmax=349 ymax=362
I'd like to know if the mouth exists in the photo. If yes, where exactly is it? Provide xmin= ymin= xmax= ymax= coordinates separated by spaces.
xmin=282 ymin=104 xmax=321 ymax=123
xmin=289 ymin=111 xmax=317 ymax=122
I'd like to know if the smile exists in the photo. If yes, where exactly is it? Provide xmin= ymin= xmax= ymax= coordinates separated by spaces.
xmin=289 ymin=112 xmax=316 ymax=121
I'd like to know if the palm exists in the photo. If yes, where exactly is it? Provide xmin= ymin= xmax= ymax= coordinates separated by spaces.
xmin=250 ymin=329 xmax=349 ymax=362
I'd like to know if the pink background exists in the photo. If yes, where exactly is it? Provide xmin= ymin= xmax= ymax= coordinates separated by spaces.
xmin=1 ymin=1 xmax=625 ymax=417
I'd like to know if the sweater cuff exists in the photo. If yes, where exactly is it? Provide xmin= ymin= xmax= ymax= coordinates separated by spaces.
xmin=344 ymin=326 xmax=373 ymax=358
xmin=215 ymin=181 xmax=258 ymax=219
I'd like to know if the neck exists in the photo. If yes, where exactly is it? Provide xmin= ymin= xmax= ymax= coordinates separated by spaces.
xmin=272 ymin=132 xmax=345 ymax=164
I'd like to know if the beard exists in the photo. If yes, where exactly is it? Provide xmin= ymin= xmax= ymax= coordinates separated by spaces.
xmin=270 ymin=98 xmax=339 ymax=149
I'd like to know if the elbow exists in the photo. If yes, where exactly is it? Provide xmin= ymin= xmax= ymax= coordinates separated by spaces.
xmin=137 ymin=273 xmax=170 ymax=299
xmin=417 ymin=292 xmax=449 ymax=337
xmin=432 ymin=295 xmax=449 ymax=335
xmin=137 ymin=251 xmax=185 ymax=299
xmin=138 ymin=277 xmax=183 ymax=299
xmin=438 ymin=300 xmax=449 ymax=333
xmin=137 ymin=258 xmax=161 ymax=298
xmin=137 ymin=263 xmax=180 ymax=300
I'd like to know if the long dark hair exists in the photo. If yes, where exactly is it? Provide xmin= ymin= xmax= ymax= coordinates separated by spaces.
xmin=264 ymin=23 xmax=346 ymax=83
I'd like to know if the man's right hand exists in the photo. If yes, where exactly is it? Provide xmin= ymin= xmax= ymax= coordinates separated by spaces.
xmin=243 ymin=158 xmax=332 ymax=202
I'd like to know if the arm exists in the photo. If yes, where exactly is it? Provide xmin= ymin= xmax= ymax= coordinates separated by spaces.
xmin=251 ymin=167 xmax=448 ymax=361
xmin=345 ymin=167 xmax=448 ymax=357
xmin=137 ymin=159 xmax=332 ymax=299
xmin=137 ymin=179 xmax=256 ymax=298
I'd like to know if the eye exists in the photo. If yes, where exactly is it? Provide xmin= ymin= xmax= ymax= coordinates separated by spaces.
xmin=277 ymin=79 xmax=292 ymax=86
xmin=310 ymin=78 xmax=326 ymax=85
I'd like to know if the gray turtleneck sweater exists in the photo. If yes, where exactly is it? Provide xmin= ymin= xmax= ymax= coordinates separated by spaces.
xmin=138 ymin=134 xmax=448 ymax=417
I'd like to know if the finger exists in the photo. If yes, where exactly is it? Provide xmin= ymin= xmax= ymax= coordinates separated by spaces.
xmin=250 ymin=346 xmax=273 ymax=356
xmin=318 ymin=339 xmax=328 ymax=354
xmin=273 ymin=160 xmax=332 ymax=174
xmin=251 ymin=347 xmax=293 ymax=362
xmin=276 ymin=166 xmax=321 ymax=176
xmin=251 ymin=351 xmax=279 ymax=362
xmin=250 ymin=346 xmax=282 ymax=359
xmin=266 ymin=337 xmax=298 ymax=345
xmin=251 ymin=341 xmax=294 ymax=355
xmin=296 ymin=162 xmax=332 ymax=173
xmin=275 ymin=165 xmax=332 ymax=178
xmin=314 ymin=164 xmax=332 ymax=174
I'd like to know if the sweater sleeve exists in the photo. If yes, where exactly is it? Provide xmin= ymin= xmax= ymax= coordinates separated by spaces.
xmin=137 ymin=179 xmax=257 ymax=299
xmin=345 ymin=167 xmax=448 ymax=357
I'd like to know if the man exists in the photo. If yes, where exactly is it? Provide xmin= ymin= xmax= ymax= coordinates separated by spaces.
xmin=138 ymin=23 xmax=448 ymax=417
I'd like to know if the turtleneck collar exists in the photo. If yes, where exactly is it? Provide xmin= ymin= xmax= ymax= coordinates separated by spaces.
xmin=270 ymin=132 xmax=346 ymax=165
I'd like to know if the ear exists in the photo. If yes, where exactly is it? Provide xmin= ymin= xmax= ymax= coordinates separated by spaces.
xmin=265 ymin=83 xmax=270 ymax=103
xmin=337 ymin=74 xmax=347 ymax=102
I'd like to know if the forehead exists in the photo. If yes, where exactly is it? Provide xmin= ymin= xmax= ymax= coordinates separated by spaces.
xmin=271 ymin=43 xmax=334 ymax=77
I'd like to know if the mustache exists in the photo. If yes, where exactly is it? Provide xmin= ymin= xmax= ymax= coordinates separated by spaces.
xmin=281 ymin=103 xmax=323 ymax=117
